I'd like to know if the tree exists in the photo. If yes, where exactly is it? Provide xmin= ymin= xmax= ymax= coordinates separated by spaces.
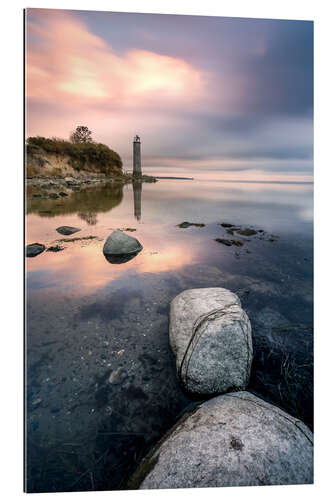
xmin=70 ymin=126 xmax=93 ymax=144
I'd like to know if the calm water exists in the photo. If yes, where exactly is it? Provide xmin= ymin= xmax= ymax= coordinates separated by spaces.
xmin=25 ymin=178 xmax=313 ymax=492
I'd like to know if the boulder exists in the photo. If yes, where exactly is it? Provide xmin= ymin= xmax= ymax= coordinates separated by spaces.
xmin=129 ymin=391 xmax=313 ymax=489
xmin=49 ymin=193 xmax=59 ymax=199
xmin=103 ymin=230 xmax=143 ymax=264
xmin=56 ymin=226 xmax=81 ymax=236
xmin=26 ymin=243 xmax=45 ymax=257
xmin=169 ymin=288 xmax=252 ymax=396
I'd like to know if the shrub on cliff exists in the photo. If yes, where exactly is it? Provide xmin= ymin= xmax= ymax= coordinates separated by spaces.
xmin=26 ymin=136 xmax=123 ymax=174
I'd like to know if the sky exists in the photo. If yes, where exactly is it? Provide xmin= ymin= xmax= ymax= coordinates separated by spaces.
xmin=25 ymin=8 xmax=313 ymax=180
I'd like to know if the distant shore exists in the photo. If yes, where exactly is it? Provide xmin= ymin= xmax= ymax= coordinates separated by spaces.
xmin=154 ymin=176 xmax=194 ymax=180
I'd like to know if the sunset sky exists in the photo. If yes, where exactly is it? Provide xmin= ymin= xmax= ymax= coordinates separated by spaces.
xmin=25 ymin=9 xmax=313 ymax=180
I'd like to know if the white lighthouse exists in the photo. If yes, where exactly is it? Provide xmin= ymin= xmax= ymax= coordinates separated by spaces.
xmin=133 ymin=135 xmax=141 ymax=177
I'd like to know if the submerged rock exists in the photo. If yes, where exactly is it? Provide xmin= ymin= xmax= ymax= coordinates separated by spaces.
xmin=129 ymin=391 xmax=313 ymax=489
xmin=46 ymin=245 xmax=65 ymax=252
xmin=26 ymin=243 xmax=45 ymax=257
xmin=56 ymin=226 xmax=81 ymax=236
xmin=215 ymin=238 xmax=244 ymax=247
xmin=169 ymin=288 xmax=252 ymax=396
xmin=103 ymin=229 xmax=143 ymax=264
xmin=58 ymin=192 xmax=68 ymax=197
xmin=177 ymin=222 xmax=205 ymax=228
xmin=236 ymin=228 xmax=257 ymax=236
xmin=49 ymin=193 xmax=59 ymax=199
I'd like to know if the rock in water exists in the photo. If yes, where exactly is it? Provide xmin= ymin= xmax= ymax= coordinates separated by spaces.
xmin=103 ymin=229 xmax=143 ymax=264
xmin=129 ymin=391 xmax=313 ymax=489
xmin=56 ymin=226 xmax=81 ymax=236
xmin=26 ymin=243 xmax=45 ymax=257
xmin=169 ymin=288 xmax=252 ymax=396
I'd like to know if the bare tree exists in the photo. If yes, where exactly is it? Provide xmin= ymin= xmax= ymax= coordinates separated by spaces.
xmin=70 ymin=126 xmax=93 ymax=144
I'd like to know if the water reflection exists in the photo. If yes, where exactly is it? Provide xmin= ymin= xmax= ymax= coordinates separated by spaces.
xmin=25 ymin=178 xmax=313 ymax=492
xmin=27 ymin=182 xmax=124 ymax=220
xmin=132 ymin=181 xmax=142 ymax=221
xmin=26 ymin=179 xmax=313 ymax=294
xmin=103 ymin=251 xmax=141 ymax=265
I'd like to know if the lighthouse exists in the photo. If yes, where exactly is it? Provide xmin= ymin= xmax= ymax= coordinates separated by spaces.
xmin=133 ymin=135 xmax=142 ymax=177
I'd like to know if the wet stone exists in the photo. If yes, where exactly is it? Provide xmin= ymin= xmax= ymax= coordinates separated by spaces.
xmin=26 ymin=243 xmax=46 ymax=257
xmin=56 ymin=226 xmax=81 ymax=236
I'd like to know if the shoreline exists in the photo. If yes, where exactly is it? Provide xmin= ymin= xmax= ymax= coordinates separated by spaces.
xmin=26 ymin=173 xmax=157 ymax=195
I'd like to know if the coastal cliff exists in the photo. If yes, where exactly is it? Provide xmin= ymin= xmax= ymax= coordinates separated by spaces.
xmin=26 ymin=136 xmax=125 ymax=179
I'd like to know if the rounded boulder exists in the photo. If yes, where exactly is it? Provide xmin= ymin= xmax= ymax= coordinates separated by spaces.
xmin=103 ymin=229 xmax=143 ymax=263
xmin=129 ymin=391 xmax=313 ymax=489
xmin=169 ymin=288 xmax=252 ymax=396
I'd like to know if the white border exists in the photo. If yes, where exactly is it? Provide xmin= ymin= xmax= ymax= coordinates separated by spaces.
xmin=1 ymin=1 xmax=331 ymax=499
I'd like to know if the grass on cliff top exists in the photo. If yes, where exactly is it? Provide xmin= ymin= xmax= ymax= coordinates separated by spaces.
xmin=26 ymin=136 xmax=123 ymax=175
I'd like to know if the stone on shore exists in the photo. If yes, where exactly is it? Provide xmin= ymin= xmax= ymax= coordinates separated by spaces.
xmin=129 ymin=391 xmax=313 ymax=489
xmin=26 ymin=243 xmax=45 ymax=257
xmin=103 ymin=229 xmax=143 ymax=264
xmin=169 ymin=288 xmax=252 ymax=396
xmin=56 ymin=226 xmax=81 ymax=236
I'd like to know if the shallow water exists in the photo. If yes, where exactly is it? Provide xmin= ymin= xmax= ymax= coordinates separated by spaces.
xmin=25 ymin=178 xmax=313 ymax=492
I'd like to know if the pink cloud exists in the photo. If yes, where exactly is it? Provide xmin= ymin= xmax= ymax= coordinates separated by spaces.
xmin=26 ymin=9 xmax=206 ymax=111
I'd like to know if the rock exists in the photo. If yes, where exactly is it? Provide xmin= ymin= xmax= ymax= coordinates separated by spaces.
xmin=177 ymin=222 xmax=205 ymax=228
xmin=232 ymin=240 xmax=243 ymax=247
xmin=129 ymin=391 xmax=313 ymax=489
xmin=103 ymin=230 xmax=143 ymax=264
xmin=26 ymin=243 xmax=45 ymax=257
xmin=215 ymin=238 xmax=232 ymax=246
xmin=58 ymin=192 xmax=68 ymax=197
xmin=49 ymin=193 xmax=59 ymax=199
xmin=215 ymin=238 xmax=243 ymax=247
xmin=169 ymin=288 xmax=252 ymax=396
xmin=108 ymin=367 xmax=127 ymax=385
xmin=220 ymin=223 xmax=234 ymax=228
xmin=236 ymin=228 xmax=257 ymax=236
xmin=32 ymin=193 xmax=42 ymax=198
xmin=56 ymin=226 xmax=81 ymax=236
xmin=46 ymin=245 xmax=65 ymax=252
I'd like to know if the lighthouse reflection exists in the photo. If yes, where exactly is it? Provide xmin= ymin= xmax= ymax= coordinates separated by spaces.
xmin=132 ymin=180 xmax=142 ymax=221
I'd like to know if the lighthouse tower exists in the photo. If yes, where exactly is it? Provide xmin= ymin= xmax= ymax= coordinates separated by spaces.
xmin=133 ymin=135 xmax=142 ymax=177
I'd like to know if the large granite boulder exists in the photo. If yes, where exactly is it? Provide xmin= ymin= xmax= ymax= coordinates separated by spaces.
xmin=169 ymin=288 xmax=252 ymax=396
xmin=26 ymin=243 xmax=45 ymax=257
xmin=128 ymin=391 xmax=313 ymax=489
xmin=103 ymin=229 xmax=143 ymax=264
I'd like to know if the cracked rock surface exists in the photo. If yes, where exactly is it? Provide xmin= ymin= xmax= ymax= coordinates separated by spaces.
xmin=130 ymin=391 xmax=313 ymax=489
xmin=169 ymin=288 xmax=253 ymax=396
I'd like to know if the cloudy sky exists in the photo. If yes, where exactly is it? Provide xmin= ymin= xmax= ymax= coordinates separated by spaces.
xmin=26 ymin=9 xmax=313 ymax=180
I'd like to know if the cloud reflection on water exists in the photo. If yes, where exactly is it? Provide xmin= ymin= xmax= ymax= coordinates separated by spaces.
xmin=26 ymin=179 xmax=313 ymax=295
